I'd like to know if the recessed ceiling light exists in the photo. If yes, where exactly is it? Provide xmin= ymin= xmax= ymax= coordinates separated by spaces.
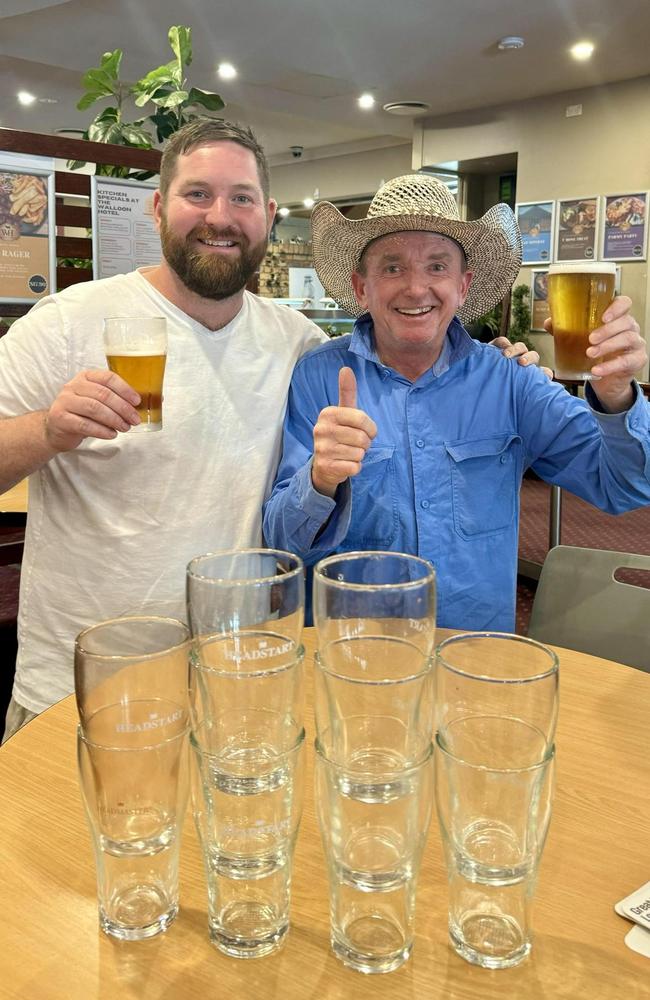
xmin=278 ymin=207 xmax=290 ymax=217
xmin=498 ymin=36 xmax=525 ymax=50
xmin=358 ymin=93 xmax=375 ymax=109
xmin=570 ymin=41 xmax=594 ymax=61
xmin=17 ymin=91 xmax=36 ymax=106
xmin=303 ymin=197 xmax=315 ymax=209
xmin=217 ymin=62 xmax=237 ymax=80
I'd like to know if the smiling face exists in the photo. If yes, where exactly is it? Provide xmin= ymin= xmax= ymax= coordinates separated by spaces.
xmin=351 ymin=231 xmax=473 ymax=379
xmin=153 ymin=141 xmax=276 ymax=301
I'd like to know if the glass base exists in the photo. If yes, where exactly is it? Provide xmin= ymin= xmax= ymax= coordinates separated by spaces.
xmin=209 ymin=905 xmax=288 ymax=959
xmin=449 ymin=914 xmax=531 ymax=969
xmin=100 ymin=900 xmax=178 ymax=941
xmin=332 ymin=917 xmax=411 ymax=975
xmin=130 ymin=420 xmax=162 ymax=433
xmin=555 ymin=369 xmax=600 ymax=381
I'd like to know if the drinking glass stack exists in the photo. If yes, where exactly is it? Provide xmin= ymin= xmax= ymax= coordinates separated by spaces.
xmin=74 ymin=616 xmax=191 ymax=940
xmin=186 ymin=548 xmax=306 ymax=958
xmin=312 ymin=551 xmax=437 ymax=974
xmin=433 ymin=632 xmax=559 ymax=969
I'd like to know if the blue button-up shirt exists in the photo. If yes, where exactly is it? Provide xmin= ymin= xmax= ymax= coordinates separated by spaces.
xmin=263 ymin=315 xmax=650 ymax=631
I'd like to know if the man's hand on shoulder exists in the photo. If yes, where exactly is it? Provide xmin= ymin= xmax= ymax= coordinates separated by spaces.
xmin=311 ymin=367 xmax=377 ymax=499
xmin=489 ymin=337 xmax=553 ymax=379
xmin=44 ymin=370 xmax=142 ymax=453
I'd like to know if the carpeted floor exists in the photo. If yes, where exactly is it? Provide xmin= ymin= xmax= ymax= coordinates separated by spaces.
xmin=516 ymin=475 xmax=650 ymax=634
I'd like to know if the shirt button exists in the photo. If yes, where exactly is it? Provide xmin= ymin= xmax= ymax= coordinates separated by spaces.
xmin=500 ymin=455 xmax=507 ymax=464
xmin=416 ymin=439 xmax=425 ymax=448
xmin=421 ymin=499 xmax=430 ymax=509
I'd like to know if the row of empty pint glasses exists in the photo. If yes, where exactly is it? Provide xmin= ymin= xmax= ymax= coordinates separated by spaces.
xmin=74 ymin=548 xmax=559 ymax=973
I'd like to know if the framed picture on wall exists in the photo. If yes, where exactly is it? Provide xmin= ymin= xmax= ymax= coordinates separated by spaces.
xmin=555 ymin=196 xmax=599 ymax=262
xmin=530 ymin=269 xmax=550 ymax=332
xmin=600 ymin=192 xmax=648 ymax=262
xmin=0 ymin=153 xmax=56 ymax=304
xmin=516 ymin=201 xmax=555 ymax=265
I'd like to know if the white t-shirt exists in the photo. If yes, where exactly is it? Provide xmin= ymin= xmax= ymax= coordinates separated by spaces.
xmin=0 ymin=270 xmax=326 ymax=713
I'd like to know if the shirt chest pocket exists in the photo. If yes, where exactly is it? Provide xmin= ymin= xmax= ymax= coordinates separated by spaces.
xmin=346 ymin=445 xmax=398 ymax=547
xmin=444 ymin=434 xmax=521 ymax=538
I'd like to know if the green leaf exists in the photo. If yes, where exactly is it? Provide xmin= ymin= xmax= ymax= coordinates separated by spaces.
xmin=168 ymin=25 xmax=192 ymax=71
xmin=76 ymin=91 xmax=109 ymax=111
xmin=132 ymin=63 xmax=177 ymax=105
xmin=67 ymin=159 xmax=88 ymax=171
xmin=81 ymin=68 xmax=118 ymax=97
xmin=93 ymin=106 xmax=120 ymax=123
xmin=153 ymin=89 xmax=188 ymax=109
xmin=120 ymin=124 xmax=153 ymax=147
xmin=99 ymin=49 xmax=123 ymax=80
xmin=186 ymin=87 xmax=224 ymax=112
xmin=149 ymin=109 xmax=178 ymax=143
xmin=87 ymin=118 xmax=124 ymax=144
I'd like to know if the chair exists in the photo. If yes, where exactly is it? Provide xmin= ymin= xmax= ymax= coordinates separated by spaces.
xmin=0 ymin=514 xmax=26 ymax=719
xmin=527 ymin=545 xmax=650 ymax=673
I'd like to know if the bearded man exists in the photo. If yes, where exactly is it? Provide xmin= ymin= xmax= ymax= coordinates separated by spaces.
xmin=0 ymin=120 xmax=326 ymax=736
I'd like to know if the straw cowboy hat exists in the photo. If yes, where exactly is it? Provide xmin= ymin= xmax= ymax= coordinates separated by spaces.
xmin=311 ymin=173 xmax=522 ymax=323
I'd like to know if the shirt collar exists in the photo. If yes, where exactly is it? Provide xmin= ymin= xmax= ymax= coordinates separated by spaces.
xmin=349 ymin=312 xmax=480 ymax=380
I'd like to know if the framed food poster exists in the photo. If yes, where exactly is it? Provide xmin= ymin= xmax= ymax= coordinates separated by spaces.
xmin=555 ymin=196 xmax=599 ymax=262
xmin=0 ymin=152 xmax=56 ymax=304
xmin=601 ymin=192 xmax=648 ymax=261
xmin=516 ymin=201 xmax=555 ymax=265
xmin=530 ymin=269 xmax=550 ymax=332
xmin=91 ymin=176 xmax=160 ymax=279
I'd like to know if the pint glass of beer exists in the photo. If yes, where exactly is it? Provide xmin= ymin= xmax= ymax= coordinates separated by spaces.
xmin=547 ymin=262 xmax=616 ymax=380
xmin=103 ymin=317 xmax=167 ymax=431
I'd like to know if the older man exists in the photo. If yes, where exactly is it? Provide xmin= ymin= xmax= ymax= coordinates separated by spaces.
xmin=264 ymin=173 xmax=650 ymax=630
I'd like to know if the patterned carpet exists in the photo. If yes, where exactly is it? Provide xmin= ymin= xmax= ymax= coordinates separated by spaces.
xmin=516 ymin=475 xmax=650 ymax=634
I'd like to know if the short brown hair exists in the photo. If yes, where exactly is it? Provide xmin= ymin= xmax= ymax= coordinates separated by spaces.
xmin=159 ymin=119 xmax=270 ymax=200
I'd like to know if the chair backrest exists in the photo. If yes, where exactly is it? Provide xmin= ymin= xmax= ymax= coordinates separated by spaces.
xmin=528 ymin=545 xmax=650 ymax=673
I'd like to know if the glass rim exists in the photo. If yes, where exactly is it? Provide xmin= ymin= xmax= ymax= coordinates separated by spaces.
xmin=548 ymin=260 xmax=617 ymax=274
xmin=186 ymin=547 xmax=304 ymax=585
xmin=313 ymin=549 xmax=436 ymax=591
xmin=75 ymin=616 xmax=190 ymax=661
xmin=190 ymin=724 xmax=306 ymax=761
xmin=314 ymin=645 xmax=431 ymax=686
xmin=434 ymin=728 xmax=555 ymax=774
xmin=192 ymin=640 xmax=304 ymax=678
xmin=103 ymin=315 xmax=167 ymax=326
xmin=314 ymin=735 xmax=433 ymax=776
xmin=435 ymin=631 xmax=559 ymax=685
xmin=77 ymin=719 xmax=189 ymax=753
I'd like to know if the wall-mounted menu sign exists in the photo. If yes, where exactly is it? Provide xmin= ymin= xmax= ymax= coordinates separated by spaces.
xmin=601 ymin=192 xmax=648 ymax=262
xmin=516 ymin=201 xmax=555 ymax=265
xmin=555 ymin=196 xmax=599 ymax=261
xmin=91 ymin=176 xmax=160 ymax=279
xmin=0 ymin=152 xmax=55 ymax=304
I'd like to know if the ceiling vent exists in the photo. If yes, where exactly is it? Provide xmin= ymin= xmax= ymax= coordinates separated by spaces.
xmin=382 ymin=101 xmax=431 ymax=116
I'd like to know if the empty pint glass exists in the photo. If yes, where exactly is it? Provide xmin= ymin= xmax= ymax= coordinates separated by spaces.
xmin=186 ymin=549 xmax=304 ymax=747
xmin=103 ymin=316 xmax=167 ymax=431
xmin=315 ymin=739 xmax=433 ymax=974
xmin=77 ymin=705 xmax=189 ymax=940
xmin=74 ymin=616 xmax=191 ymax=731
xmin=313 ymin=551 xmax=436 ymax=656
xmin=435 ymin=632 xmax=559 ymax=755
xmin=191 ymin=723 xmax=305 ymax=957
xmin=547 ymin=261 xmax=616 ymax=379
xmin=435 ymin=718 xmax=555 ymax=969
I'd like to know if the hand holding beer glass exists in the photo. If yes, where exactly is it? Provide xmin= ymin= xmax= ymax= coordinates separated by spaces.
xmin=103 ymin=317 xmax=167 ymax=431
xmin=547 ymin=262 xmax=616 ymax=380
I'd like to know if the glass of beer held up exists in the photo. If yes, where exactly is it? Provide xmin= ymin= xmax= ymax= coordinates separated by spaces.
xmin=547 ymin=262 xmax=616 ymax=380
xmin=103 ymin=317 xmax=167 ymax=431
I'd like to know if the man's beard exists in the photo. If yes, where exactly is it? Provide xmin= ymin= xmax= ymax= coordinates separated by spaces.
xmin=159 ymin=217 xmax=268 ymax=301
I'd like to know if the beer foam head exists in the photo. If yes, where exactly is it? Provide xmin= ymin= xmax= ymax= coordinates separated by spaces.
xmin=548 ymin=261 xmax=616 ymax=275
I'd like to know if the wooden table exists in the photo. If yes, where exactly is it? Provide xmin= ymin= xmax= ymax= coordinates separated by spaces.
xmin=0 ymin=629 xmax=648 ymax=999
xmin=0 ymin=479 xmax=28 ymax=513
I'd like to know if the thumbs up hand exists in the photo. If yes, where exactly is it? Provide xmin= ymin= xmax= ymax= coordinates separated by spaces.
xmin=311 ymin=367 xmax=377 ymax=498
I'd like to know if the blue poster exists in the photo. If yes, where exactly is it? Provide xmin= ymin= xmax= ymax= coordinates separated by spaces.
xmin=602 ymin=193 xmax=647 ymax=261
xmin=516 ymin=202 xmax=554 ymax=265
